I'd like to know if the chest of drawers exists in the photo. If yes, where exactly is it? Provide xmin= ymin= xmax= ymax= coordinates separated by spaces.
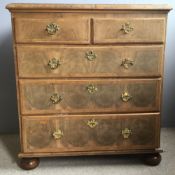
xmin=7 ymin=3 xmax=171 ymax=170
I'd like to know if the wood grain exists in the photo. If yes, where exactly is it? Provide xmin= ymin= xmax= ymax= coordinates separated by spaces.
xmin=6 ymin=3 xmax=170 ymax=161
xmin=11 ymin=12 xmax=168 ymax=20
xmin=19 ymin=79 xmax=161 ymax=115
xmin=18 ymin=149 xmax=163 ymax=158
xmin=94 ymin=18 xmax=165 ymax=43
xmin=17 ymin=45 xmax=163 ymax=78
xmin=15 ymin=18 xmax=90 ymax=44
xmin=6 ymin=3 xmax=172 ymax=11
xmin=22 ymin=113 xmax=159 ymax=153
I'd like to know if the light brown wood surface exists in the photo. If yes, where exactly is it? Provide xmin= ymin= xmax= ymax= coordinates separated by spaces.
xmin=22 ymin=113 xmax=160 ymax=153
xmin=6 ymin=3 xmax=170 ymax=160
xmin=94 ymin=18 xmax=165 ymax=43
xmin=19 ymin=79 xmax=161 ymax=115
xmin=6 ymin=3 xmax=172 ymax=11
xmin=15 ymin=18 xmax=90 ymax=44
xmin=18 ymin=149 xmax=162 ymax=158
xmin=17 ymin=45 xmax=163 ymax=78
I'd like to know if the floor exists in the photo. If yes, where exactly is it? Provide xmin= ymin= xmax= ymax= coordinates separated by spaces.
xmin=0 ymin=128 xmax=175 ymax=175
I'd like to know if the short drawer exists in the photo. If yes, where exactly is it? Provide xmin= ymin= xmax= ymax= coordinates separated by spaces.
xmin=19 ymin=79 xmax=161 ymax=115
xmin=22 ymin=113 xmax=159 ymax=153
xmin=94 ymin=18 xmax=165 ymax=43
xmin=17 ymin=45 xmax=163 ymax=78
xmin=14 ymin=18 xmax=90 ymax=44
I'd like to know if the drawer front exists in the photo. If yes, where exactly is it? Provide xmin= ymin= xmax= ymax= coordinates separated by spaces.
xmin=19 ymin=79 xmax=161 ymax=115
xmin=14 ymin=18 xmax=90 ymax=43
xmin=17 ymin=45 xmax=163 ymax=78
xmin=94 ymin=18 xmax=165 ymax=43
xmin=22 ymin=114 xmax=159 ymax=153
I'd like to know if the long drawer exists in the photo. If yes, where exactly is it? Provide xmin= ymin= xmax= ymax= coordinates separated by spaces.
xmin=19 ymin=79 xmax=161 ymax=115
xmin=22 ymin=113 xmax=160 ymax=153
xmin=17 ymin=45 xmax=163 ymax=78
xmin=14 ymin=18 xmax=90 ymax=44
xmin=94 ymin=18 xmax=165 ymax=43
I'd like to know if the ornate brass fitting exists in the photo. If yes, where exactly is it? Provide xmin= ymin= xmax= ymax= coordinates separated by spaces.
xmin=46 ymin=23 xmax=60 ymax=35
xmin=121 ymin=58 xmax=134 ymax=69
xmin=87 ymin=119 xmax=98 ymax=128
xmin=122 ymin=128 xmax=132 ymax=139
xmin=50 ymin=93 xmax=63 ymax=104
xmin=121 ymin=91 xmax=132 ymax=102
xmin=86 ymin=84 xmax=98 ymax=94
xmin=121 ymin=22 xmax=134 ymax=34
xmin=53 ymin=129 xmax=63 ymax=139
xmin=48 ymin=58 xmax=61 ymax=69
xmin=85 ymin=51 xmax=96 ymax=61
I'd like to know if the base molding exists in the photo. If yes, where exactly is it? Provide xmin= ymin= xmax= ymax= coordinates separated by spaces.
xmin=18 ymin=149 xmax=163 ymax=158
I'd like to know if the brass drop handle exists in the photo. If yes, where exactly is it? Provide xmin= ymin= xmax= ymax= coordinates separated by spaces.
xmin=87 ymin=119 xmax=98 ymax=128
xmin=121 ymin=59 xmax=134 ymax=69
xmin=121 ymin=22 xmax=134 ymax=34
xmin=45 ymin=23 xmax=60 ymax=35
xmin=122 ymin=128 xmax=132 ymax=139
xmin=50 ymin=93 xmax=63 ymax=104
xmin=86 ymin=84 xmax=98 ymax=94
xmin=85 ymin=50 xmax=96 ymax=61
xmin=53 ymin=129 xmax=63 ymax=139
xmin=121 ymin=91 xmax=132 ymax=102
xmin=48 ymin=58 xmax=61 ymax=69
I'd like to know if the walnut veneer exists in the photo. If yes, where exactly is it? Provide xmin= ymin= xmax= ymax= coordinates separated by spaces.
xmin=6 ymin=3 xmax=171 ymax=170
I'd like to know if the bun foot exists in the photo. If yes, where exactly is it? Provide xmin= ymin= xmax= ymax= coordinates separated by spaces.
xmin=19 ymin=157 xmax=40 ymax=170
xmin=143 ymin=153 xmax=161 ymax=166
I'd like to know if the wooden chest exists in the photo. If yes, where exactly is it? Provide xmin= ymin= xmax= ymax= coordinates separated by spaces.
xmin=7 ymin=3 xmax=171 ymax=170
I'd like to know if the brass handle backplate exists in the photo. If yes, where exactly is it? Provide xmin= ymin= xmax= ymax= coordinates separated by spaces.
xmin=86 ymin=84 xmax=98 ymax=94
xmin=48 ymin=58 xmax=61 ymax=69
xmin=121 ymin=91 xmax=132 ymax=102
xmin=85 ymin=51 xmax=96 ymax=61
xmin=53 ymin=129 xmax=63 ymax=139
xmin=121 ymin=59 xmax=134 ymax=69
xmin=87 ymin=119 xmax=98 ymax=128
xmin=50 ymin=93 xmax=63 ymax=104
xmin=46 ymin=23 xmax=60 ymax=35
xmin=121 ymin=22 xmax=134 ymax=34
xmin=122 ymin=128 xmax=132 ymax=139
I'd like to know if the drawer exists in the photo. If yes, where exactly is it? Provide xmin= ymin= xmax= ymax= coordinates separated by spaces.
xmin=22 ymin=113 xmax=159 ymax=153
xmin=94 ymin=18 xmax=165 ymax=43
xmin=19 ymin=79 xmax=161 ymax=115
xmin=17 ymin=45 xmax=163 ymax=78
xmin=14 ymin=18 xmax=90 ymax=44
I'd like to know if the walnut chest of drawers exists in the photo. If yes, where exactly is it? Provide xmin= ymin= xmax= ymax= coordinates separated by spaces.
xmin=7 ymin=3 xmax=171 ymax=169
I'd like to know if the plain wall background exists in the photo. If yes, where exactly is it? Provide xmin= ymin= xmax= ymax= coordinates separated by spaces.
xmin=0 ymin=0 xmax=175 ymax=134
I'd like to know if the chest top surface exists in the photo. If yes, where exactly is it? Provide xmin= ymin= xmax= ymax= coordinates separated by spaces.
xmin=6 ymin=3 xmax=172 ymax=11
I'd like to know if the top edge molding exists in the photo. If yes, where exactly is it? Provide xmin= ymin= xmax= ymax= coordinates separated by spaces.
xmin=6 ymin=3 xmax=172 ymax=11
